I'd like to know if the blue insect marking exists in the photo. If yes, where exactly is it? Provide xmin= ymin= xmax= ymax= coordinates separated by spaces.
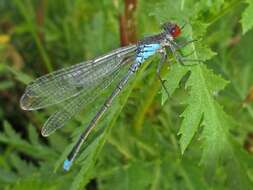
xmin=136 ymin=44 xmax=161 ymax=64
xmin=63 ymin=159 xmax=72 ymax=171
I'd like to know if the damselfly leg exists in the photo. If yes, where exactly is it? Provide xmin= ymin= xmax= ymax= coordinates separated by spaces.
xmin=169 ymin=39 xmax=203 ymax=66
xmin=176 ymin=39 xmax=200 ymax=49
xmin=156 ymin=50 xmax=170 ymax=98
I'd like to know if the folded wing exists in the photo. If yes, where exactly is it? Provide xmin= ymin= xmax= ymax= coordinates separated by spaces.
xmin=20 ymin=45 xmax=137 ymax=110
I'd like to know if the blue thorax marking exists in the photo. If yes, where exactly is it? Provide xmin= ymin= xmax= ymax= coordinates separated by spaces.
xmin=136 ymin=43 xmax=161 ymax=64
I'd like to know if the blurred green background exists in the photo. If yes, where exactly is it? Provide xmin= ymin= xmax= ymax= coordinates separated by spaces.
xmin=1 ymin=0 xmax=253 ymax=189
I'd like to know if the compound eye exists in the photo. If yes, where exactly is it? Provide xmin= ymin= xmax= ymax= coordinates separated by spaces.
xmin=170 ymin=25 xmax=181 ymax=38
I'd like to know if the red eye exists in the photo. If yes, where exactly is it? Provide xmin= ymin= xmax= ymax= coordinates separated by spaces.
xmin=170 ymin=25 xmax=181 ymax=38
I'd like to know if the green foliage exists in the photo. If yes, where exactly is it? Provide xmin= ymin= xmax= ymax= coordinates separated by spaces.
xmin=241 ymin=0 xmax=253 ymax=34
xmin=1 ymin=0 xmax=253 ymax=189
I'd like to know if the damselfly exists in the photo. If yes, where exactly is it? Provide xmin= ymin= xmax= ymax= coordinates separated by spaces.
xmin=20 ymin=22 xmax=195 ymax=171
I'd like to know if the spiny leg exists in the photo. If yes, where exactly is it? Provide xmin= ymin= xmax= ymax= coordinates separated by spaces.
xmin=175 ymin=39 xmax=200 ymax=49
xmin=168 ymin=43 xmax=203 ymax=66
xmin=176 ymin=20 xmax=203 ymax=50
xmin=177 ymin=47 xmax=204 ymax=65
xmin=170 ymin=37 xmax=204 ymax=65
xmin=157 ymin=50 xmax=170 ymax=98
xmin=180 ymin=21 xmax=188 ymax=31
xmin=176 ymin=48 xmax=195 ymax=58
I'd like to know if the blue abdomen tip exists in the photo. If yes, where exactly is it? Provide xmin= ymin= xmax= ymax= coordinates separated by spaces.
xmin=63 ymin=159 xmax=72 ymax=171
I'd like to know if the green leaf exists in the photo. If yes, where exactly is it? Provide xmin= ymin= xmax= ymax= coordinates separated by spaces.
xmin=177 ymin=63 xmax=252 ymax=188
xmin=162 ymin=63 xmax=189 ymax=105
xmin=241 ymin=0 xmax=253 ymax=34
xmin=178 ymin=64 xmax=229 ymax=153
xmin=98 ymin=161 xmax=154 ymax=190
xmin=5 ymin=65 xmax=33 ymax=84
xmin=28 ymin=124 xmax=40 ymax=146
xmin=3 ymin=120 xmax=21 ymax=140
xmin=0 ymin=121 xmax=57 ymax=161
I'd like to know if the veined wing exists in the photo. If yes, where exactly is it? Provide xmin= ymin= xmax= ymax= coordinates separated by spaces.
xmin=41 ymin=56 xmax=134 ymax=136
xmin=20 ymin=45 xmax=137 ymax=110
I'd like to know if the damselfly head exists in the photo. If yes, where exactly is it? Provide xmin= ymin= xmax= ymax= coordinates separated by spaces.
xmin=162 ymin=22 xmax=181 ymax=38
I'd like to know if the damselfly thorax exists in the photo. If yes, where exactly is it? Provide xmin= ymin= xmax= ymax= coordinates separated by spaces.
xmin=132 ymin=23 xmax=181 ymax=72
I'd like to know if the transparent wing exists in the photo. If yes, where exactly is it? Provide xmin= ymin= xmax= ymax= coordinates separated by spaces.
xmin=41 ymin=56 xmax=134 ymax=136
xmin=20 ymin=45 xmax=137 ymax=110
